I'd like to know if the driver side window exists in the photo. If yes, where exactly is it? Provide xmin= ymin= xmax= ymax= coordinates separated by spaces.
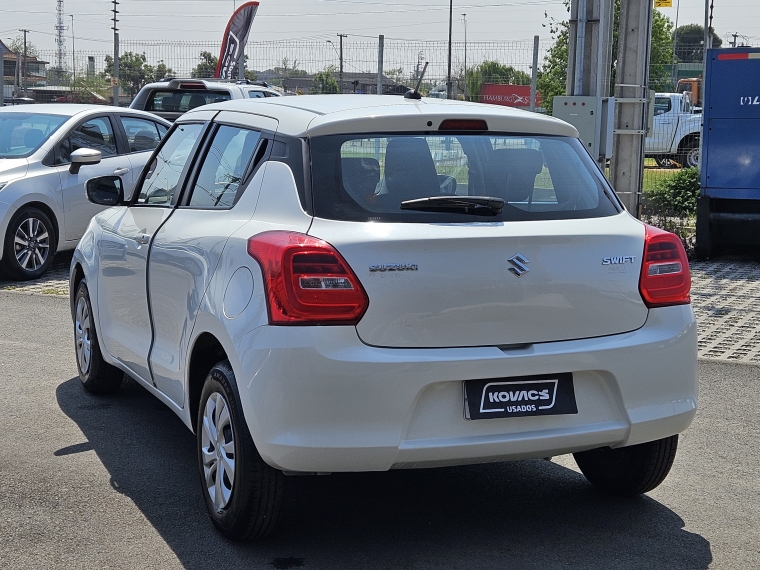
xmin=57 ymin=117 xmax=117 ymax=164
xmin=137 ymin=123 xmax=204 ymax=205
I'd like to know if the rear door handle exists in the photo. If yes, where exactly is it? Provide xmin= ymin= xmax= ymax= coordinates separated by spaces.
xmin=134 ymin=233 xmax=151 ymax=245
xmin=113 ymin=167 xmax=130 ymax=176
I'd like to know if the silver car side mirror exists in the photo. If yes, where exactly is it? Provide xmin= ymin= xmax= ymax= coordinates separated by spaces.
xmin=70 ymin=148 xmax=102 ymax=174
xmin=86 ymin=175 xmax=124 ymax=206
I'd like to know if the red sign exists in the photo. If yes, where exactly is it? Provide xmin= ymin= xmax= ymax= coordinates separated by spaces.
xmin=479 ymin=84 xmax=541 ymax=108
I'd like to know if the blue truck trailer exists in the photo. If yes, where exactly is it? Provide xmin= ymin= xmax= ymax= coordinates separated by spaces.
xmin=696 ymin=47 xmax=760 ymax=259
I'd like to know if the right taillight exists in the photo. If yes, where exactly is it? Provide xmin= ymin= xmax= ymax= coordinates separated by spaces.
xmin=247 ymin=231 xmax=369 ymax=325
xmin=638 ymin=224 xmax=691 ymax=308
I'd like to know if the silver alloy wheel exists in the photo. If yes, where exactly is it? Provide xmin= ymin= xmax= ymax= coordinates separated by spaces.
xmin=201 ymin=391 xmax=236 ymax=511
xmin=75 ymin=296 xmax=92 ymax=375
xmin=13 ymin=217 xmax=50 ymax=272
xmin=686 ymin=147 xmax=700 ymax=168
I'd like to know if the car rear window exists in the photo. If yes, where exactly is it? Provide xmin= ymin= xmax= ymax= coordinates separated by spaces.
xmin=310 ymin=133 xmax=620 ymax=223
xmin=147 ymin=90 xmax=232 ymax=113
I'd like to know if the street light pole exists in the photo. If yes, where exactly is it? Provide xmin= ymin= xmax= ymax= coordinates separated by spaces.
xmin=447 ymin=0 xmax=453 ymax=99
xmin=338 ymin=33 xmax=347 ymax=93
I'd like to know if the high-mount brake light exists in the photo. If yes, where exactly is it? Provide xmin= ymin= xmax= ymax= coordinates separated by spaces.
xmin=247 ymin=231 xmax=369 ymax=325
xmin=178 ymin=82 xmax=205 ymax=89
xmin=638 ymin=224 xmax=691 ymax=308
xmin=438 ymin=119 xmax=488 ymax=131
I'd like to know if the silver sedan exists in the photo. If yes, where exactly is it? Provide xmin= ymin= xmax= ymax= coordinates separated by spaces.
xmin=0 ymin=104 xmax=170 ymax=280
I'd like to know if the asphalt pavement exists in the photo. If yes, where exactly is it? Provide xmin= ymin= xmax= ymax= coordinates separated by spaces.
xmin=0 ymin=291 xmax=758 ymax=569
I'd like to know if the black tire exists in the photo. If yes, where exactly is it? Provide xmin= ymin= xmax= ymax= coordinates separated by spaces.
xmin=197 ymin=361 xmax=285 ymax=541
xmin=677 ymin=141 xmax=700 ymax=169
xmin=74 ymin=280 xmax=123 ymax=395
xmin=2 ymin=206 xmax=57 ymax=281
xmin=573 ymin=435 xmax=679 ymax=497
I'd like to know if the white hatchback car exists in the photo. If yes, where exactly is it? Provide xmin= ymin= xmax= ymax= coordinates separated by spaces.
xmin=70 ymin=95 xmax=697 ymax=541
xmin=0 ymin=104 xmax=170 ymax=279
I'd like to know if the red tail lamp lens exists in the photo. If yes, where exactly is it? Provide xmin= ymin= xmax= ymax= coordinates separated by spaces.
xmin=247 ymin=231 xmax=369 ymax=325
xmin=638 ymin=224 xmax=691 ymax=308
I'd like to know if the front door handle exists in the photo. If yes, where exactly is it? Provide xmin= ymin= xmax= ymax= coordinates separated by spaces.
xmin=133 ymin=233 xmax=151 ymax=245
xmin=113 ymin=167 xmax=130 ymax=176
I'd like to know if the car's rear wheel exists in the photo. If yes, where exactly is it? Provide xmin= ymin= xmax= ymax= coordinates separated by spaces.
xmin=197 ymin=361 xmax=285 ymax=540
xmin=677 ymin=141 xmax=700 ymax=169
xmin=2 ymin=207 xmax=57 ymax=281
xmin=75 ymin=280 xmax=124 ymax=394
xmin=573 ymin=435 xmax=678 ymax=496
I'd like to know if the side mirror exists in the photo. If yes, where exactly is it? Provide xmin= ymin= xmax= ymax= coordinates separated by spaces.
xmin=69 ymin=148 xmax=102 ymax=174
xmin=86 ymin=176 xmax=124 ymax=206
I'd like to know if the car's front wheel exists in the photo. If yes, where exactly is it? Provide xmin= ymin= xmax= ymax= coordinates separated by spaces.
xmin=197 ymin=361 xmax=285 ymax=540
xmin=2 ymin=207 xmax=57 ymax=280
xmin=74 ymin=280 xmax=124 ymax=394
xmin=573 ymin=435 xmax=678 ymax=496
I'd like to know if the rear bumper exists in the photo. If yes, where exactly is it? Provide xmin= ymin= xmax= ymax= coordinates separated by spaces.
xmin=233 ymin=305 xmax=697 ymax=472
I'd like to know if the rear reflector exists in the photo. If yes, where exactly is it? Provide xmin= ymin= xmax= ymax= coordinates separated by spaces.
xmin=638 ymin=225 xmax=691 ymax=308
xmin=247 ymin=231 xmax=369 ymax=325
xmin=439 ymin=119 xmax=488 ymax=131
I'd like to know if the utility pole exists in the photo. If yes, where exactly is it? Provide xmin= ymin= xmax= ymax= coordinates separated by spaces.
xmin=377 ymin=34 xmax=384 ymax=95
xmin=71 ymin=15 xmax=75 ymax=88
xmin=19 ymin=29 xmax=28 ymax=95
xmin=609 ymin=0 xmax=653 ymax=215
xmin=446 ymin=0 xmax=453 ymax=99
xmin=461 ymin=14 xmax=467 ymax=100
xmin=337 ymin=33 xmax=347 ymax=94
xmin=112 ymin=0 xmax=119 ymax=106
xmin=530 ymin=35 xmax=539 ymax=112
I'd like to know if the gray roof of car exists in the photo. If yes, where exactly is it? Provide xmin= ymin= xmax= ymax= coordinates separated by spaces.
xmin=0 ymin=103 xmax=171 ymax=125
xmin=179 ymin=94 xmax=579 ymax=138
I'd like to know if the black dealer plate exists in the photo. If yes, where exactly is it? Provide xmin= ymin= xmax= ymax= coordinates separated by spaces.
xmin=464 ymin=373 xmax=578 ymax=420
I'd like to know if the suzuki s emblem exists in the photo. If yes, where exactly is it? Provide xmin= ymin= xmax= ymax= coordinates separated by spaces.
xmin=508 ymin=254 xmax=530 ymax=277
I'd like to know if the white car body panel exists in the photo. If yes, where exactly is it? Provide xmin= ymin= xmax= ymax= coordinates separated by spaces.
xmin=72 ymin=95 xmax=698 ymax=476
xmin=645 ymin=93 xmax=702 ymax=156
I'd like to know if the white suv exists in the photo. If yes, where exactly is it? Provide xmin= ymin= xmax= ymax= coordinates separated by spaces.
xmin=70 ymin=95 xmax=698 ymax=541
xmin=129 ymin=78 xmax=281 ymax=123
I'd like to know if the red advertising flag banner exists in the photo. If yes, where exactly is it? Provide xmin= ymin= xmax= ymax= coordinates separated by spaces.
xmin=215 ymin=1 xmax=259 ymax=79
xmin=479 ymin=84 xmax=542 ymax=108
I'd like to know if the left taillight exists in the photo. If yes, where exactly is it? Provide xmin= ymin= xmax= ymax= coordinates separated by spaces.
xmin=638 ymin=224 xmax=691 ymax=308
xmin=247 ymin=231 xmax=369 ymax=325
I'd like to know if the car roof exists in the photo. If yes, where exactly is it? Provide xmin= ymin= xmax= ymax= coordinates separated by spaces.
xmin=180 ymin=94 xmax=579 ymax=138
xmin=0 ymin=103 xmax=171 ymax=124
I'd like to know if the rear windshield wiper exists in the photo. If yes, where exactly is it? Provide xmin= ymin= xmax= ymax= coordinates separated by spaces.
xmin=400 ymin=196 xmax=504 ymax=215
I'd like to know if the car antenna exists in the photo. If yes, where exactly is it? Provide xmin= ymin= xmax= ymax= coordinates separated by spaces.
xmin=404 ymin=62 xmax=429 ymax=100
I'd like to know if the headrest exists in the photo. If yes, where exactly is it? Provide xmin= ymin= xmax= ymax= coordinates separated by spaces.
xmin=188 ymin=94 xmax=207 ymax=109
xmin=23 ymin=128 xmax=45 ymax=149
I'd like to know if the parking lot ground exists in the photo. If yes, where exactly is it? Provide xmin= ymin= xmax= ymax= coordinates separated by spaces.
xmin=0 ymin=291 xmax=758 ymax=569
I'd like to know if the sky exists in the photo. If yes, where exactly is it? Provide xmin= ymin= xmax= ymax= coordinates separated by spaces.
xmin=1 ymin=0 xmax=757 ymax=53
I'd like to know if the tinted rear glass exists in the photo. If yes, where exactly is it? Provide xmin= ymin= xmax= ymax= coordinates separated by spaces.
xmin=310 ymin=134 xmax=620 ymax=223
xmin=147 ymin=90 xmax=232 ymax=113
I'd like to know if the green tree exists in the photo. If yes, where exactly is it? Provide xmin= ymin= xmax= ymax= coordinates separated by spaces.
xmin=9 ymin=35 xmax=38 ymax=57
xmin=466 ymin=61 xmax=531 ymax=102
xmin=674 ymin=24 xmax=722 ymax=63
xmin=311 ymin=66 xmax=339 ymax=94
xmin=105 ymin=52 xmax=174 ymax=97
xmin=191 ymin=51 xmax=219 ymax=78
xmin=536 ymin=2 xmax=676 ymax=113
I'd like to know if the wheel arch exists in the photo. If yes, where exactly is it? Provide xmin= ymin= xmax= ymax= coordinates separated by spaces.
xmin=677 ymin=132 xmax=700 ymax=154
xmin=187 ymin=332 xmax=230 ymax=433
xmin=70 ymin=262 xmax=86 ymax=318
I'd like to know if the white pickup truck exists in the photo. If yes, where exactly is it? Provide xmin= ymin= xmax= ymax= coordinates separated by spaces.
xmin=645 ymin=92 xmax=702 ymax=168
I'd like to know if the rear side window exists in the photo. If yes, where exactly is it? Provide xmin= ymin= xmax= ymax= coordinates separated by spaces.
xmin=310 ymin=134 xmax=619 ymax=223
xmin=119 ymin=116 xmax=162 ymax=153
xmin=147 ymin=90 xmax=232 ymax=113
xmin=187 ymin=125 xmax=260 ymax=209
xmin=247 ymin=90 xmax=266 ymax=99
xmin=654 ymin=97 xmax=672 ymax=116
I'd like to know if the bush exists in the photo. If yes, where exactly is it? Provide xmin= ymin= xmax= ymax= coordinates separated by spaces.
xmin=646 ymin=167 xmax=700 ymax=218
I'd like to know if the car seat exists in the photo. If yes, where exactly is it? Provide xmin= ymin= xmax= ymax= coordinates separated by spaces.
xmin=188 ymin=94 xmax=207 ymax=110
xmin=23 ymin=128 xmax=45 ymax=150
xmin=383 ymin=137 xmax=439 ymax=202
xmin=341 ymin=157 xmax=381 ymax=204
xmin=131 ymin=129 xmax=158 ymax=152
xmin=488 ymin=148 xmax=544 ymax=203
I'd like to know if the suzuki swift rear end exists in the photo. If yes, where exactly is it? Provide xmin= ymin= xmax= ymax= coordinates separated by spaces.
xmin=72 ymin=95 xmax=697 ymax=541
